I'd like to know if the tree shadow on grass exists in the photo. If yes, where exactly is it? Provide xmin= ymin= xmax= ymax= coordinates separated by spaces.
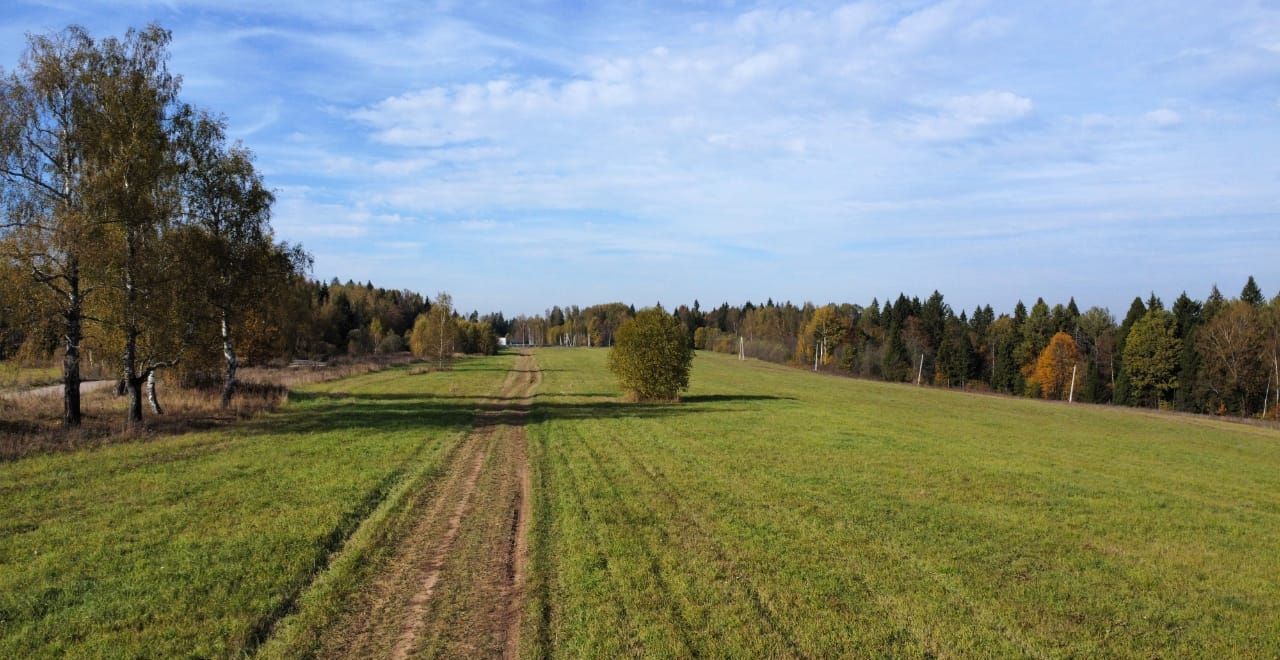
xmin=301 ymin=391 xmax=615 ymax=402
xmin=441 ymin=367 xmax=562 ymax=373
xmin=267 ymin=391 xmax=791 ymax=435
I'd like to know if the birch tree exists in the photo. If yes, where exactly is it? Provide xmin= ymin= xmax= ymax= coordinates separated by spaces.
xmin=82 ymin=25 xmax=188 ymax=426
xmin=799 ymin=304 xmax=848 ymax=369
xmin=178 ymin=111 xmax=306 ymax=407
xmin=1198 ymin=301 xmax=1265 ymax=416
xmin=409 ymin=293 xmax=457 ymax=365
xmin=0 ymin=27 xmax=103 ymax=427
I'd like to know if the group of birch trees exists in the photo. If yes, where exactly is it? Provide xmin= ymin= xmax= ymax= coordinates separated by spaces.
xmin=0 ymin=25 xmax=306 ymax=428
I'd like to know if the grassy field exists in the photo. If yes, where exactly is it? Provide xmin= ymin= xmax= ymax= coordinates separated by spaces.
xmin=0 ymin=363 xmax=60 ymax=390
xmin=0 ymin=354 xmax=514 ymax=657
xmin=5 ymin=347 xmax=1280 ymax=657
xmin=523 ymin=348 xmax=1280 ymax=657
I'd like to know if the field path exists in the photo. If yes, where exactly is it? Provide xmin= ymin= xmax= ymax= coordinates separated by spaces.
xmin=0 ymin=379 xmax=114 ymax=400
xmin=321 ymin=351 xmax=540 ymax=659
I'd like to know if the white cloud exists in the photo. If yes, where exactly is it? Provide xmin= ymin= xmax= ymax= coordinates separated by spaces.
xmin=84 ymin=0 xmax=1274 ymax=312
xmin=888 ymin=1 xmax=960 ymax=48
xmin=960 ymin=16 xmax=1014 ymax=41
xmin=726 ymin=46 xmax=800 ymax=89
xmin=458 ymin=219 xmax=498 ymax=231
xmin=907 ymin=91 xmax=1034 ymax=140
xmin=1143 ymin=108 xmax=1183 ymax=128
xmin=831 ymin=3 xmax=879 ymax=37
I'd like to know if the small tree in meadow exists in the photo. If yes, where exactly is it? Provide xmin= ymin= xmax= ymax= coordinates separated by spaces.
xmin=608 ymin=307 xmax=693 ymax=401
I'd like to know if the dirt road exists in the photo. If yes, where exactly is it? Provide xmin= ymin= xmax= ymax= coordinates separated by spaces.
xmin=0 ymin=379 xmax=114 ymax=400
xmin=320 ymin=351 xmax=540 ymax=659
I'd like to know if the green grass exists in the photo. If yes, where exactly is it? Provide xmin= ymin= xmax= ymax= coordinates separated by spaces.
xmin=0 ymin=354 xmax=515 ymax=657
xmin=0 ymin=363 xmax=60 ymax=390
xmin=7 ymin=347 xmax=1280 ymax=657
xmin=524 ymin=348 xmax=1280 ymax=657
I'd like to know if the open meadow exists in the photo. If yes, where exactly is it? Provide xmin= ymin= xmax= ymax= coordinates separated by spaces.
xmin=3 ymin=348 xmax=1280 ymax=657
xmin=5 ymin=8 xmax=1280 ymax=658
xmin=0 ymin=354 xmax=514 ymax=657
xmin=523 ymin=348 xmax=1280 ymax=657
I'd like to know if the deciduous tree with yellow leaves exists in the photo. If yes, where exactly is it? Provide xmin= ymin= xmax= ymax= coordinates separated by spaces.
xmin=1031 ymin=331 xmax=1081 ymax=400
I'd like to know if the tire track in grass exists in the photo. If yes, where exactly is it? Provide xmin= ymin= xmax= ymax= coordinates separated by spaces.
xmin=315 ymin=352 xmax=540 ymax=659
xmin=546 ymin=427 xmax=640 ymax=654
xmin=616 ymin=425 xmax=921 ymax=653
xmin=502 ymin=364 xmax=537 ymax=658
xmin=523 ymin=415 xmax=558 ymax=657
xmin=575 ymin=436 xmax=702 ymax=657
xmin=603 ymin=432 xmax=810 ymax=658
xmin=388 ymin=428 xmax=494 ymax=660
xmin=240 ymin=435 xmax=437 ymax=656
xmin=634 ymin=429 xmax=1034 ymax=656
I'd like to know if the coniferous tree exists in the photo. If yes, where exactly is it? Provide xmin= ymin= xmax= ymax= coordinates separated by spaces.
xmin=1114 ymin=297 xmax=1148 ymax=405
xmin=1204 ymin=285 xmax=1226 ymax=320
xmin=1171 ymin=292 xmax=1203 ymax=410
xmin=989 ymin=316 xmax=1021 ymax=393
xmin=882 ymin=321 xmax=910 ymax=382
xmin=1241 ymin=276 xmax=1265 ymax=308
xmin=1123 ymin=310 xmax=1181 ymax=408
xmin=1064 ymin=297 xmax=1081 ymax=334
xmin=1016 ymin=298 xmax=1053 ymax=395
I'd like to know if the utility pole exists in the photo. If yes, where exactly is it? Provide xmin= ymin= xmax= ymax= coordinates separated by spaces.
xmin=916 ymin=353 xmax=924 ymax=386
xmin=814 ymin=340 xmax=820 ymax=372
xmin=1068 ymin=363 xmax=1077 ymax=403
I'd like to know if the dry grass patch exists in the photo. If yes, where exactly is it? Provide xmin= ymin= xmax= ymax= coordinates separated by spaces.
xmin=0 ymin=353 xmax=418 ymax=460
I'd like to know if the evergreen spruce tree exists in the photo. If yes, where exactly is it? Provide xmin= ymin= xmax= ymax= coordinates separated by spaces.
xmin=1171 ymin=292 xmax=1203 ymax=410
xmin=1203 ymin=285 xmax=1226 ymax=320
xmin=882 ymin=322 xmax=910 ymax=381
xmin=1241 ymin=276 xmax=1265 ymax=308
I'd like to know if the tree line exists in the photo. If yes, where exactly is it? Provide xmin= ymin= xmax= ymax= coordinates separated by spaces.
xmin=0 ymin=25 xmax=502 ymax=431
xmin=512 ymin=278 xmax=1280 ymax=419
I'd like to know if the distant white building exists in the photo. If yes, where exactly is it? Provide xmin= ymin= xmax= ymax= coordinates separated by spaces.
xmin=498 ymin=336 xmax=508 ymax=347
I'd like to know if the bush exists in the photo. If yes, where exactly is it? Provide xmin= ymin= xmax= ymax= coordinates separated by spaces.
xmin=607 ymin=307 xmax=694 ymax=401
xmin=375 ymin=334 xmax=405 ymax=354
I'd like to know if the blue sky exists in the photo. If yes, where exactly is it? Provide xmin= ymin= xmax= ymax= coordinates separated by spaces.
xmin=4 ymin=1 xmax=1279 ymax=316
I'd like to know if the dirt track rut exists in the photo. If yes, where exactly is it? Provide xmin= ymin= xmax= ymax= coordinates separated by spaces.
xmin=321 ymin=352 xmax=540 ymax=659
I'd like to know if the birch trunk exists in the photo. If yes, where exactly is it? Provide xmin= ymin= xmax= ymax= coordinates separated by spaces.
xmin=220 ymin=308 xmax=238 ymax=408
xmin=147 ymin=370 xmax=163 ymax=414
xmin=124 ymin=341 xmax=144 ymax=425
xmin=123 ymin=223 xmax=144 ymax=426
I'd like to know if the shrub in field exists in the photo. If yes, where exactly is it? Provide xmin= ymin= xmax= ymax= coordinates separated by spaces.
xmin=608 ymin=307 xmax=693 ymax=401
xmin=375 ymin=333 xmax=404 ymax=354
